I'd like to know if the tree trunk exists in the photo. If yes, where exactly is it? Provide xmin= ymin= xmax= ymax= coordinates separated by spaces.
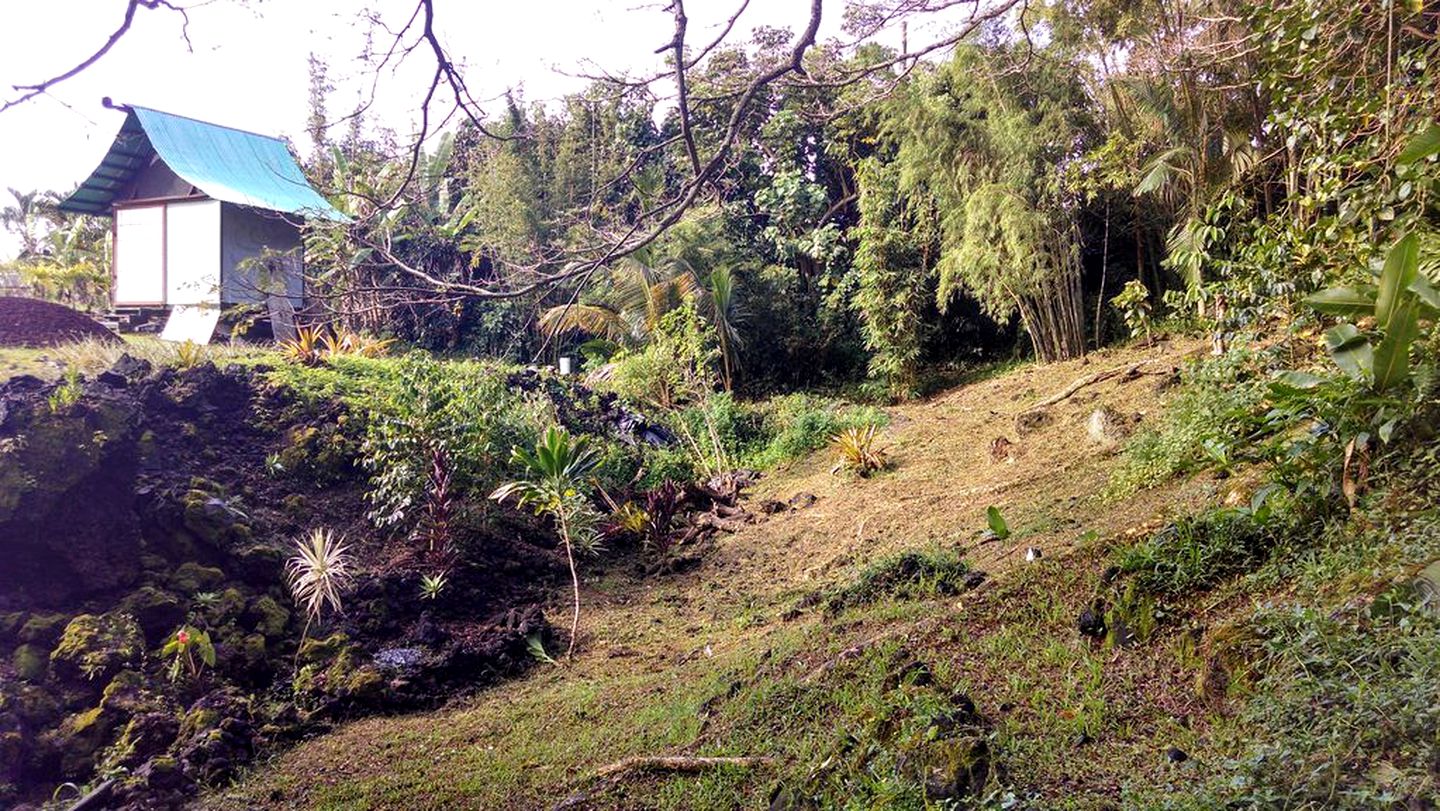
xmin=1094 ymin=200 xmax=1110 ymax=349
xmin=559 ymin=521 xmax=581 ymax=659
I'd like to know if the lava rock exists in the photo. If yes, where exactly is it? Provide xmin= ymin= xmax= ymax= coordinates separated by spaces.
xmin=48 ymin=613 xmax=144 ymax=688
xmin=1078 ymin=599 xmax=1108 ymax=640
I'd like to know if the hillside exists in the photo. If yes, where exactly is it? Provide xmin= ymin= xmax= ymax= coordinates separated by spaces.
xmin=202 ymin=339 xmax=1307 ymax=810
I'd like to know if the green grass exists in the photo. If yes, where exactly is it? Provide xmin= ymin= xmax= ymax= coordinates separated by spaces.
xmin=0 ymin=345 xmax=58 ymax=380
xmin=823 ymin=548 xmax=973 ymax=613
xmin=1106 ymin=348 xmax=1270 ymax=498
xmin=1117 ymin=508 xmax=1280 ymax=598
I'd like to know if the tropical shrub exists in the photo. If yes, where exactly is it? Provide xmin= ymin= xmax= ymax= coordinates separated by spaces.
xmin=162 ymin=625 xmax=216 ymax=684
xmin=491 ymin=426 xmax=602 ymax=658
xmin=361 ymin=354 xmax=539 ymax=552
xmin=606 ymin=304 xmax=717 ymax=410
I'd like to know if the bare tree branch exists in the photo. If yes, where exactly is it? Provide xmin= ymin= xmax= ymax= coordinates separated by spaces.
xmin=1 ymin=0 xmax=192 ymax=114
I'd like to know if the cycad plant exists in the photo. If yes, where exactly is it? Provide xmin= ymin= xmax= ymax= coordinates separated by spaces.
xmin=491 ymin=426 xmax=601 ymax=658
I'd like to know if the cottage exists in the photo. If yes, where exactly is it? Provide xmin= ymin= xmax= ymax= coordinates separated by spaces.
xmin=59 ymin=101 xmax=343 ymax=339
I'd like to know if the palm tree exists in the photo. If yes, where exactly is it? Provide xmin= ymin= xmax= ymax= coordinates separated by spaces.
xmin=701 ymin=265 xmax=744 ymax=391
xmin=1 ymin=188 xmax=60 ymax=258
xmin=490 ymin=426 xmax=600 ymax=659
xmin=538 ymin=248 xmax=702 ymax=345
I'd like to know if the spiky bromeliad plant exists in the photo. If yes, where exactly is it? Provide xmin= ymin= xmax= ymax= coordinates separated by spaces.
xmin=491 ymin=426 xmax=601 ymax=659
xmin=286 ymin=527 xmax=355 ymax=642
xmin=831 ymin=424 xmax=889 ymax=477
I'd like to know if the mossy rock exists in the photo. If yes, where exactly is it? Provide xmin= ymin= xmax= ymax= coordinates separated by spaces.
xmin=295 ymin=632 xmax=350 ymax=667
xmin=916 ymin=735 xmax=991 ymax=801
xmin=0 ymin=611 xmax=25 ymax=642
xmin=170 ymin=562 xmax=227 ymax=594
xmin=42 ymin=704 xmax=116 ymax=777
xmin=49 ymin=612 xmax=144 ymax=687
xmin=11 ymin=644 xmax=47 ymax=682
xmin=240 ymin=633 xmax=267 ymax=666
xmin=292 ymin=633 xmax=388 ymax=711
xmin=246 ymin=596 xmax=290 ymax=639
xmin=0 ymin=682 xmax=60 ymax=727
xmin=182 ymin=490 xmax=251 ymax=549
xmin=17 ymin=612 xmax=70 ymax=646
xmin=233 ymin=544 xmax=285 ymax=586
xmin=102 ymin=711 xmax=180 ymax=771
xmin=211 ymin=587 xmax=249 ymax=624
xmin=178 ymin=689 xmax=253 ymax=742
xmin=99 ymin=670 xmax=156 ymax=715
xmin=118 ymin=586 xmax=186 ymax=645
xmin=282 ymin=494 xmax=309 ymax=517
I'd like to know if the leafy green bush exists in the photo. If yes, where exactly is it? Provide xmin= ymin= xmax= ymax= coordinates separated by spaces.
xmin=1107 ymin=349 xmax=1269 ymax=497
xmin=362 ymin=354 xmax=544 ymax=545
xmin=1142 ymin=603 xmax=1440 ymax=809
xmin=606 ymin=305 xmax=717 ymax=410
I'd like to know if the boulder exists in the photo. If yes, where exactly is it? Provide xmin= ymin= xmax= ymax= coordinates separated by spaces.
xmin=48 ymin=613 xmax=144 ymax=688
xmin=117 ymin=586 xmax=186 ymax=646
xmin=1015 ymin=408 xmax=1053 ymax=436
xmin=16 ymin=612 xmax=68 ymax=646
xmin=291 ymin=634 xmax=388 ymax=715
xmin=1086 ymin=406 xmax=1138 ymax=448
xmin=176 ymin=689 xmax=256 ymax=783
xmin=245 ymin=596 xmax=290 ymax=639
xmin=170 ymin=562 xmax=227 ymax=594
xmin=104 ymin=712 xmax=180 ymax=770
xmin=10 ymin=644 xmax=47 ymax=682
xmin=0 ymin=382 xmax=145 ymax=604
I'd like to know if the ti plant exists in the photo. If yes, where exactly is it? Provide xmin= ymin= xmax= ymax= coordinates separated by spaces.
xmin=163 ymin=625 xmax=216 ymax=684
xmin=491 ymin=426 xmax=601 ymax=659
xmin=830 ymin=424 xmax=889 ymax=477
xmin=1307 ymin=232 xmax=1438 ymax=393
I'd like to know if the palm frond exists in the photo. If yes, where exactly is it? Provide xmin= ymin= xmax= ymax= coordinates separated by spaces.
xmin=1134 ymin=145 xmax=1196 ymax=197
xmin=538 ymin=304 xmax=628 ymax=342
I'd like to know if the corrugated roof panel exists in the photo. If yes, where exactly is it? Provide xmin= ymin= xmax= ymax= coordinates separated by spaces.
xmin=60 ymin=105 xmax=345 ymax=222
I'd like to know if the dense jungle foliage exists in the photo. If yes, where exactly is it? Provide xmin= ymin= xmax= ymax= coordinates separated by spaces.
xmin=4 ymin=0 xmax=1440 ymax=808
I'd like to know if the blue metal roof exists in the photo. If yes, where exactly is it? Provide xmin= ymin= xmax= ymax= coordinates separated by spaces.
xmin=60 ymin=105 xmax=345 ymax=221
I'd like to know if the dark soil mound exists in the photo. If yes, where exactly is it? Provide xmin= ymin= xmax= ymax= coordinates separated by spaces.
xmin=0 ymin=296 xmax=117 ymax=347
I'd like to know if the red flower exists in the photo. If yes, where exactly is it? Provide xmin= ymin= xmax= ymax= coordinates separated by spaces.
xmin=176 ymin=629 xmax=191 ymax=646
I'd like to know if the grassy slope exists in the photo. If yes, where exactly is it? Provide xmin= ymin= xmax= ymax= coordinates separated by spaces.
xmin=209 ymin=340 xmax=1437 ymax=810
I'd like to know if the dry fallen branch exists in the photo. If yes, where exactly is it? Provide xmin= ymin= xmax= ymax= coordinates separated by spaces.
xmin=1021 ymin=360 xmax=1176 ymax=412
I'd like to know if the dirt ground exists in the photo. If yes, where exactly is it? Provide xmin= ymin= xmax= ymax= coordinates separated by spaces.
xmin=0 ymin=296 xmax=117 ymax=347
xmin=209 ymin=338 xmax=1227 ymax=809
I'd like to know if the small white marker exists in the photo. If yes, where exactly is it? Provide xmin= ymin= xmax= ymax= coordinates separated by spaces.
xmin=1025 ymin=547 xmax=1043 ymax=562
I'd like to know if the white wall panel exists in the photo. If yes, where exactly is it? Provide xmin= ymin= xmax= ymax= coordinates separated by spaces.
xmin=164 ymin=200 xmax=221 ymax=305
xmin=114 ymin=206 xmax=164 ymax=304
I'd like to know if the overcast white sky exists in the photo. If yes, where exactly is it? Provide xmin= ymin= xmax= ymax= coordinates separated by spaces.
xmin=0 ymin=1 xmax=851 ymax=189
xmin=0 ymin=0 xmax=955 ymax=258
